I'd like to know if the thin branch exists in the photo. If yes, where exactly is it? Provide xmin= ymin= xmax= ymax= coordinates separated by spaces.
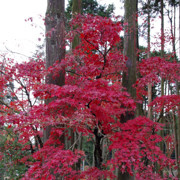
xmin=17 ymin=79 xmax=33 ymax=108
xmin=68 ymin=132 xmax=82 ymax=151
xmin=5 ymin=46 xmax=30 ymax=58
xmin=83 ymin=36 xmax=103 ymax=56
xmin=66 ymin=70 xmax=82 ymax=76
xmin=31 ymin=125 xmax=44 ymax=148
xmin=0 ymin=99 xmax=19 ymax=114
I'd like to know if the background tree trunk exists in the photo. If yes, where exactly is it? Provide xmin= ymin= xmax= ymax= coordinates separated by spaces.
xmin=71 ymin=0 xmax=82 ymax=171
xmin=159 ymin=1 xmax=165 ymax=177
xmin=117 ymin=0 xmax=137 ymax=179
xmin=44 ymin=0 xmax=65 ymax=143
xmin=122 ymin=0 xmax=137 ymax=99
xmin=177 ymin=2 xmax=180 ymax=177
xmin=72 ymin=0 xmax=82 ymax=50
xmin=147 ymin=0 xmax=152 ymax=120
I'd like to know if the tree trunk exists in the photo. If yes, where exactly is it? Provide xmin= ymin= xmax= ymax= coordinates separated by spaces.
xmin=118 ymin=0 xmax=137 ymax=179
xmin=167 ymin=2 xmax=180 ymax=177
xmin=167 ymin=4 xmax=176 ymax=59
xmin=177 ymin=105 xmax=180 ymax=178
xmin=72 ymin=0 xmax=82 ymax=52
xmin=69 ymin=0 xmax=82 ymax=171
xmin=147 ymin=0 xmax=152 ymax=120
xmin=94 ymin=127 xmax=103 ymax=170
xmin=160 ymin=0 xmax=164 ymax=58
xmin=178 ymin=2 xmax=180 ymax=177
xmin=44 ymin=0 xmax=65 ymax=143
xmin=72 ymin=0 xmax=82 ymax=14
xmin=122 ymin=0 xmax=137 ymax=99
xmin=159 ymin=0 xmax=165 ymax=177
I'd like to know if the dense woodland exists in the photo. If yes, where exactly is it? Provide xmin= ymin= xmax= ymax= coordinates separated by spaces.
xmin=0 ymin=0 xmax=180 ymax=179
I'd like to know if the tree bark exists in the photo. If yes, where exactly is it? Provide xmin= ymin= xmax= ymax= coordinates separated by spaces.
xmin=122 ymin=0 xmax=137 ymax=99
xmin=147 ymin=0 xmax=152 ymax=120
xmin=68 ymin=0 xmax=83 ymax=171
xmin=44 ymin=0 xmax=65 ymax=143
xmin=72 ymin=0 xmax=82 ymax=14
xmin=160 ymin=0 xmax=164 ymax=58
xmin=94 ymin=127 xmax=103 ymax=170
xmin=72 ymin=0 xmax=82 ymax=50
xmin=177 ymin=3 xmax=180 ymax=177
xmin=159 ymin=0 xmax=165 ymax=177
xmin=118 ymin=0 xmax=137 ymax=179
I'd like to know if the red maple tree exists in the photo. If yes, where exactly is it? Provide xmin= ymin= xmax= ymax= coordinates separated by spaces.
xmin=0 ymin=15 xmax=179 ymax=180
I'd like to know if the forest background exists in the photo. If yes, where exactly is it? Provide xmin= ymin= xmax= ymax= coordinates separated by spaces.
xmin=0 ymin=0 xmax=180 ymax=180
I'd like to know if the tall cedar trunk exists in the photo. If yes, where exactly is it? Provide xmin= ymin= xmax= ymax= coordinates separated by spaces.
xmin=44 ymin=0 xmax=65 ymax=143
xmin=178 ymin=2 xmax=180 ymax=178
xmin=72 ymin=0 xmax=82 ymax=49
xmin=171 ymin=3 xmax=180 ymax=177
xmin=167 ymin=2 xmax=180 ymax=177
xmin=167 ymin=4 xmax=176 ymax=58
xmin=117 ymin=0 xmax=137 ymax=179
xmin=159 ymin=0 xmax=165 ymax=177
xmin=173 ymin=4 xmax=176 ymax=57
xmin=160 ymin=0 xmax=164 ymax=58
xmin=122 ymin=0 xmax=137 ymax=99
xmin=147 ymin=0 xmax=152 ymax=120
xmin=71 ymin=0 xmax=82 ymax=171
xmin=160 ymin=0 xmax=164 ymax=143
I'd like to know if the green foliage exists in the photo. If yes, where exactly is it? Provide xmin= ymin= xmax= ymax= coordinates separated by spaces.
xmin=0 ymin=126 xmax=30 ymax=179
xmin=155 ymin=0 xmax=179 ymax=7
xmin=82 ymin=137 xmax=94 ymax=166
xmin=65 ymin=0 xmax=114 ymax=21
xmin=138 ymin=46 xmax=164 ymax=61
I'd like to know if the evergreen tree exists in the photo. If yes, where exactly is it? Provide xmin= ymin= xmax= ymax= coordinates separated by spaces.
xmin=66 ymin=0 xmax=114 ymax=21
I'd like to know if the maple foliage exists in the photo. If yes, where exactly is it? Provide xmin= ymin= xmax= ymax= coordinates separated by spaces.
xmin=0 ymin=14 xmax=179 ymax=179
xmin=108 ymin=117 xmax=176 ymax=179
xmin=22 ymin=129 xmax=83 ymax=180
xmin=135 ymin=56 xmax=180 ymax=99
xmin=149 ymin=95 xmax=180 ymax=113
